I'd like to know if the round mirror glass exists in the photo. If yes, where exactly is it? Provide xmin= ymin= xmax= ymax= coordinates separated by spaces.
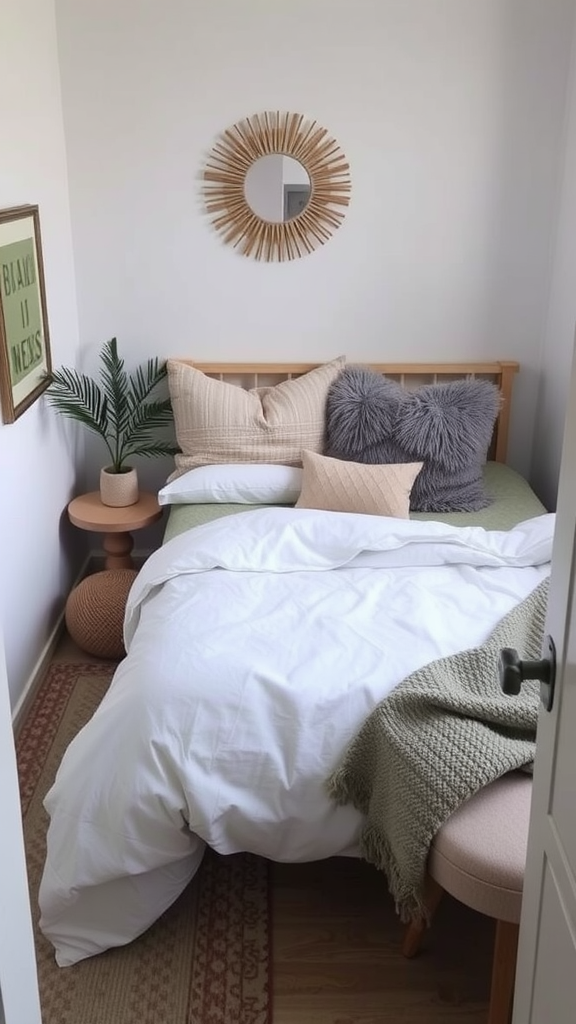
xmin=244 ymin=154 xmax=311 ymax=222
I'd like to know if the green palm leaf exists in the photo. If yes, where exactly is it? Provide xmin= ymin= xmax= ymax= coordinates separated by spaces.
xmin=121 ymin=440 xmax=179 ymax=460
xmin=127 ymin=359 xmax=168 ymax=407
xmin=44 ymin=338 xmax=176 ymax=474
xmin=124 ymin=399 xmax=174 ymax=435
xmin=99 ymin=338 xmax=131 ymax=463
xmin=44 ymin=369 xmax=107 ymax=434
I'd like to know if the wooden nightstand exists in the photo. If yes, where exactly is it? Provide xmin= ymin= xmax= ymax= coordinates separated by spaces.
xmin=67 ymin=491 xmax=163 ymax=569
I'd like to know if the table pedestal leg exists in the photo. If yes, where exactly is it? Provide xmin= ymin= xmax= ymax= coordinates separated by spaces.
xmin=103 ymin=531 xmax=134 ymax=569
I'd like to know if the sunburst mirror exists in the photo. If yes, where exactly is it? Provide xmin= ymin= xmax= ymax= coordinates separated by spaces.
xmin=202 ymin=111 xmax=352 ymax=262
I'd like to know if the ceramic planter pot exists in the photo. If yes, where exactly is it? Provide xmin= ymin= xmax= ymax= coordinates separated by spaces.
xmin=100 ymin=466 xmax=139 ymax=507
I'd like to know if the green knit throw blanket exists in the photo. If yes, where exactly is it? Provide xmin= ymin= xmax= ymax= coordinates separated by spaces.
xmin=327 ymin=577 xmax=549 ymax=923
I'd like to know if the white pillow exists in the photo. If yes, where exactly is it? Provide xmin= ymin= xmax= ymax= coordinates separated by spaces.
xmin=158 ymin=463 xmax=303 ymax=506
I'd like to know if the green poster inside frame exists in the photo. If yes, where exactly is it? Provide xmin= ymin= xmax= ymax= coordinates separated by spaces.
xmin=0 ymin=237 xmax=44 ymax=387
xmin=0 ymin=205 xmax=51 ymax=423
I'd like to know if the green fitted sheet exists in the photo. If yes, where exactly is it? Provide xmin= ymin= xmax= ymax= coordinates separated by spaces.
xmin=162 ymin=461 xmax=547 ymax=544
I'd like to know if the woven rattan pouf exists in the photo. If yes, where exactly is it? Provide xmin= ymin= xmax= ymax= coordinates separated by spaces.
xmin=65 ymin=569 xmax=138 ymax=658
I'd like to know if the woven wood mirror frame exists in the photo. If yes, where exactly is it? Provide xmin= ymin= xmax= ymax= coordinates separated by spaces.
xmin=202 ymin=111 xmax=352 ymax=262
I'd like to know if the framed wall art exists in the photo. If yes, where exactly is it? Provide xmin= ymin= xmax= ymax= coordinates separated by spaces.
xmin=0 ymin=204 xmax=52 ymax=423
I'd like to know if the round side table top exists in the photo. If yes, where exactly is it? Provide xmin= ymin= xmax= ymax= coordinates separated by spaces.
xmin=67 ymin=491 xmax=162 ymax=533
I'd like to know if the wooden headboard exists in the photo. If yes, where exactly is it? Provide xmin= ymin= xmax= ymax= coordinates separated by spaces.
xmin=173 ymin=360 xmax=519 ymax=464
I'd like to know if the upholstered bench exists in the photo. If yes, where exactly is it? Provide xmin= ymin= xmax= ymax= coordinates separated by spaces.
xmin=403 ymin=771 xmax=531 ymax=1024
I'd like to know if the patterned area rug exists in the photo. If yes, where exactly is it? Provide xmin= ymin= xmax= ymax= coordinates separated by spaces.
xmin=17 ymin=661 xmax=272 ymax=1024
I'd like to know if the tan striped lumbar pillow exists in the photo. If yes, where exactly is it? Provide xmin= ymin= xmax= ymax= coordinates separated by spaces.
xmin=167 ymin=357 xmax=345 ymax=478
xmin=296 ymin=450 xmax=423 ymax=518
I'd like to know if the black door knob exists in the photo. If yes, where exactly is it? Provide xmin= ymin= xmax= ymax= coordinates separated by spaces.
xmin=498 ymin=635 xmax=556 ymax=712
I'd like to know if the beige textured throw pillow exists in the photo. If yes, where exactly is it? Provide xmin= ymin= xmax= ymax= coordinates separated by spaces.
xmin=167 ymin=357 xmax=345 ymax=478
xmin=296 ymin=450 xmax=423 ymax=518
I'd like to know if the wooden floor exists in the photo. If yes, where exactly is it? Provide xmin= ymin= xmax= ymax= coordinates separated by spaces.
xmin=272 ymin=859 xmax=493 ymax=1023
xmin=49 ymin=632 xmax=494 ymax=1024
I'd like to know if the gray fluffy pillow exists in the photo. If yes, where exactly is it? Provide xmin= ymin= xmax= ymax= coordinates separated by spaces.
xmin=325 ymin=366 xmax=502 ymax=512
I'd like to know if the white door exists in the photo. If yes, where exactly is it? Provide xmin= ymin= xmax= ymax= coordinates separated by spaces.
xmin=512 ymin=346 xmax=576 ymax=1022
xmin=0 ymin=628 xmax=42 ymax=1024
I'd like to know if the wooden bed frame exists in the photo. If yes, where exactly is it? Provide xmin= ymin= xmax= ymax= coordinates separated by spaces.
xmin=174 ymin=360 xmax=519 ymax=464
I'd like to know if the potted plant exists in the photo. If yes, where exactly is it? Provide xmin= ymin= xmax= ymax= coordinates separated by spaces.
xmin=45 ymin=337 xmax=178 ymax=507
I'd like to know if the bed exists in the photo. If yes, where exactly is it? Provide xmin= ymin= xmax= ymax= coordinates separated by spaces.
xmin=39 ymin=358 xmax=554 ymax=967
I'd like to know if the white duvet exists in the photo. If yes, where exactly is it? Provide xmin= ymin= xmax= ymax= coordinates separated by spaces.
xmin=39 ymin=507 xmax=555 ymax=965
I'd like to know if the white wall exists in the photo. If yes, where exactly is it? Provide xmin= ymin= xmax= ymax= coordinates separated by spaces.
xmin=0 ymin=0 xmax=84 ymax=709
xmin=531 ymin=30 xmax=576 ymax=510
xmin=55 ymin=0 xmax=575 ymax=496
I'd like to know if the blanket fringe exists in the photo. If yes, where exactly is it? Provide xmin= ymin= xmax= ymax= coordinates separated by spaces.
xmin=360 ymin=824 xmax=430 ymax=925
xmin=326 ymin=766 xmax=370 ymax=815
xmin=327 ymin=772 xmax=429 ymax=923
